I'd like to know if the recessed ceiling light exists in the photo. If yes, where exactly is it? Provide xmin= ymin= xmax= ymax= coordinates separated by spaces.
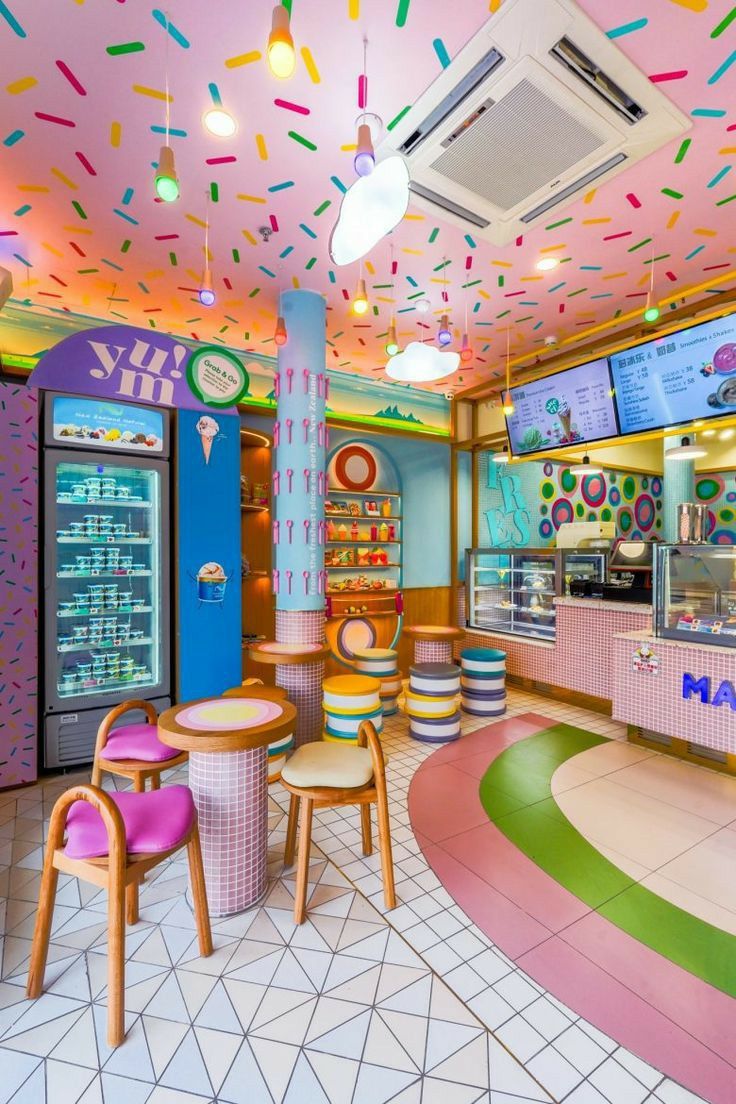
xmin=536 ymin=257 xmax=559 ymax=272
xmin=702 ymin=429 xmax=716 ymax=437
xmin=203 ymin=108 xmax=237 ymax=137
xmin=720 ymin=428 xmax=734 ymax=440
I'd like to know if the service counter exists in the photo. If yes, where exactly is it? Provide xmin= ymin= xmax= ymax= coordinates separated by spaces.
xmin=612 ymin=630 xmax=736 ymax=767
xmin=460 ymin=592 xmax=653 ymax=707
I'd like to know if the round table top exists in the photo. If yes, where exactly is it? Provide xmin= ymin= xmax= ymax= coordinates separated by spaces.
xmin=248 ymin=640 xmax=331 ymax=666
xmin=158 ymin=695 xmax=297 ymax=753
xmin=404 ymin=624 xmax=465 ymax=642
xmin=323 ymin=673 xmax=381 ymax=695
xmin=221 ymin=684 xmax=289 ymax=701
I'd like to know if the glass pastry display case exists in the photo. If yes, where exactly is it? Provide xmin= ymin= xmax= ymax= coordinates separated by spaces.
xmin=654 ymin=543 xmax=736 ymax=647
xmin=465 ymin=548 xmax=607 ymax=640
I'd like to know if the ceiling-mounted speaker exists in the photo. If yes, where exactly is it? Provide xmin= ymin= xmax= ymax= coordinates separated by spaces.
xmin=0 ymin=267 xmax=12 ymax=312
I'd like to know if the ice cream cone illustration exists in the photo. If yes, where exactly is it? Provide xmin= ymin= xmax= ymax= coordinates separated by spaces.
xmin=557 ymin=401 xmax=572 ymax=440
xmin=196 ymin=415 xmax=220 ymax=464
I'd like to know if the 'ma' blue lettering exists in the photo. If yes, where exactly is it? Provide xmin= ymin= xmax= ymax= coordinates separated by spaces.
xmin=682 ymin=673 xmax=710 ymax=703
xmin=712 ymin=680 xmax=736 ymax=712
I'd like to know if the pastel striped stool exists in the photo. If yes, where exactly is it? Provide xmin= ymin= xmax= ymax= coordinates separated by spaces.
xmin=323 ymin=674 xmax=382 ymax=744
xmin=409 ymin=662 xmax=461 ymax=696
xmin=353 ymin=648 xmax=401 ymax=717
xmin=460 ymin=647 xmax=507 ymax=717
xmin=409 ymin=710 xmax=462 ymax=743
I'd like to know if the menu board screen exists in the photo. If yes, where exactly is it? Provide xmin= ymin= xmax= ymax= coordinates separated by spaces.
xmin=610 ymin=316 xmax=736 ymax=434
xmin=505 ymin=358 xmax=618 ymax=456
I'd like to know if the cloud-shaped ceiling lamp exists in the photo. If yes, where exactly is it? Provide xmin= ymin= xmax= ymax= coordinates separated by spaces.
xmin=385 ymin=341 xmax=460 ymax=383
xmin=329 ymin=156 xmax=410 ymax=267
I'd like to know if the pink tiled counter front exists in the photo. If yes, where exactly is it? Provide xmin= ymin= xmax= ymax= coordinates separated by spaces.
xmin=458 ymin=589 xmax=653 ymax=703
xmin=612 ymin=632 xmax=736 ymax=755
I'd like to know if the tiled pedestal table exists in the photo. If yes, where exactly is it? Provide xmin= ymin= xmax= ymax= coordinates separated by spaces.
xmin=404 ymin=624 xmax=465 ymax=665
xmin=249 ymin=641 xmax=330 ymax=749
xmin=158 ymin=695 xmax=296 ymax=916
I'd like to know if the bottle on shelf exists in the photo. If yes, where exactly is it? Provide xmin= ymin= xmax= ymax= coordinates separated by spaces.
xmin=379 ymin=521 xmax=389 ymax=543
xmin=381 ymin=498 xmax=391 ymax=517
xmin=370 ymin=522 xmax=378 ymax=542
xmin=350 ymin=520 xmax=359 ymax=541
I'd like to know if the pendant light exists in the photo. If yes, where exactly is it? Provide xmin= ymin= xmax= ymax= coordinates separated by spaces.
xmin=501 ymin=328 xmax=515 ymax=415
xmin=267 ymin=4 xmax=296 ymax=80
xmin=460 ymin=301 xmax=473 ymax=362
xmin=353 ymin=267 xmax=368 ymax=315
xmin=644 ymin=245 xmax=660 ymax=323
xmin=385 ymin=319 xmax=399 ymax=356
xmin=198 ymin=192 xmax=215 ymax=306
xmin=570 ymin=453 xmax=602 ymax=476
xmin=354 ymin=39 xmax=375 ymax=177
xmin=274 ymin=314 xmax=287 ymax=346
xmin=437 ymin=314 xmax=452 ymax=346
xmin=666 ymin=435 xmax=707 ymax=459
xmin=154 ymin=15 xmax=179 ymax=202
xmin=492 ymin=445 xmax=510 ymax=464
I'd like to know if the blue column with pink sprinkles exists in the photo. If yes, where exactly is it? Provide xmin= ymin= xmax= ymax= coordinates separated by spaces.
xmin=272 ymin=289 xmax=328 ymax=745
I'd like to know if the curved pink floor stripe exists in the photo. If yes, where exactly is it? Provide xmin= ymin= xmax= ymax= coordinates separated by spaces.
xmin=408 ymin=714 xmax=736 ymax=1104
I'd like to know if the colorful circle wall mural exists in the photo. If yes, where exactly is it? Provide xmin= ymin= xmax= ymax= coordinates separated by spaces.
xmin=560 ymin=468 xmax=577 ymax=493
xmin=634 ymin=494 xmax=656 ymax=532
xmin=622 ymin=476 xmax=637 ymax=502
xmin=580 ymin=474 xmax=606 ymax=509
xmin=617 ymin=507 xmax=634 ymax=534
xmin=695 ymin=476 xmax=725 ymax=503
xmin=551 ymin=499 xmax=574 ymax=528
xmin=539 ymin=519 xmax=553 ymax=540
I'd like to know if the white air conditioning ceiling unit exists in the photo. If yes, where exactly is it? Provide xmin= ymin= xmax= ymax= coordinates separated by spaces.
xmin=380 ymin=0 xmax=690 ymax=246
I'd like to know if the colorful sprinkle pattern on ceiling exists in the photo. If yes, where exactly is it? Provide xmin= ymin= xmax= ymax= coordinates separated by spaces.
xmin=1 ymin=1 xmax=736 ymax=395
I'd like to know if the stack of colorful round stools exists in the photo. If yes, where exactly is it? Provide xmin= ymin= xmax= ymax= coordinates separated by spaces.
xmin=352 ymin=648 xmax=402 ymax=717
xmin=405 ymin=662 xmax=461 ymax=743
xmin=460 ymin=648 xmax=507 ymax=717
xmin=322 ymin=674 xmax=383 ymax=744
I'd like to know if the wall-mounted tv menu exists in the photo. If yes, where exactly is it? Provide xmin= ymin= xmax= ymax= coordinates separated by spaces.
xmin=505 ymin=357 xmax=618 ymax=456
xmin=610 ymin=315 xmax=736 ymax=435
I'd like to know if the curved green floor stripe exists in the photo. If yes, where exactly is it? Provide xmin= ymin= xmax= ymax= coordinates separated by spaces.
xmin=479 ymin=723 xmax=736 ymax=999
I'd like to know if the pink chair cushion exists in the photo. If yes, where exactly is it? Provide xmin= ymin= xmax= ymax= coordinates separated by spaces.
xmin=102 ymin=723 xmax=180 ymax=763
xmin=64 ymin=786 xmax=195 ymax=860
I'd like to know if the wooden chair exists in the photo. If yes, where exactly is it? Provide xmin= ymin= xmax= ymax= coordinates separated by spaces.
xmin=27 ymin=782 xmax=212 ymax=1046
xmin=281 ymin=720 xmax=395 ymax=924
xmin=91 ymin=699 xmax=188 ymax=792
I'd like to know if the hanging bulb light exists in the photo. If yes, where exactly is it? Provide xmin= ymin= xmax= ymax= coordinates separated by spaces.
xmin=437 ymin=314 xmax=452 ymax=346
xmin=354 ymin=122 xmax=375 ymax=177
xmin=501 ymin=327 xmax=514 ymax=415
xmin=154 ymin=16 xmax=178 ymax=201
xmin=492 ymin=445 xmax=510 ymax=464
xmin=460 ymin=333 xmax=473 ymax=362
xmin=199 ymin=268 xmax=215 ymax=307
xmin=643 ymin=245 xmax=660 ymax=323
xmin=198 ymin=192 xmax=215 ymax=306
xmin=415 ymin=298 xmax=430 ymax=313
xmin=353 ymin=275 xmax=368 ymax=315
xmin=155 ymin=144 xmax=179 ymax=202
xmin=385 ymin=318 xmax=399 ymax=356
xmin=267 ymin=4 xmax=296 ymax=79
xmin=274 ymin=315 xmax=288 ymax=345
xmin=644 ymin=291 xmax=660 ymax=324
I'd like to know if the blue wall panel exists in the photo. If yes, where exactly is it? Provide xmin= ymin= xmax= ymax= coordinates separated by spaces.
xmin=176 ymin=410 xmax=242 ymax=699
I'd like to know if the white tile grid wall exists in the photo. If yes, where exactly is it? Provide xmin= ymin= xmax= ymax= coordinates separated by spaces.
xmin=612 ymin=634 xmax=736 ymax=753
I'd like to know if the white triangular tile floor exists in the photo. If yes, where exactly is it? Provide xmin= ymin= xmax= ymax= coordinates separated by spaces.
xmin=0 ymin=690 xmax=710 ymax=1104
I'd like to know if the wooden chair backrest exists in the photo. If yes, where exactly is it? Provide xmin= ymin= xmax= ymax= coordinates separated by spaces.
xmin=357 ymin=720 xmax=385 ymax=784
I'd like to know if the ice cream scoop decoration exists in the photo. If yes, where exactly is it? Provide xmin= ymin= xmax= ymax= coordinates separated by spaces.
xmin=195 ymin=415 xmax=219 ymax=465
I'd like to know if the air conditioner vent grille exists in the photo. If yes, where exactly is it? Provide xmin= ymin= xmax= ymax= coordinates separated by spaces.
xmin=429 ymin=77 xmax=606 ymax=212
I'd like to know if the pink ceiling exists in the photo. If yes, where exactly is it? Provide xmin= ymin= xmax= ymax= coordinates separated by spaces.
xmin=1 ymin=0 xmax=735 ymax=395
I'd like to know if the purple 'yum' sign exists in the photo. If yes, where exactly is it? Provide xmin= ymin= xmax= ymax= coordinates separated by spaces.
xmin=28 ymin=324 xmax=218 ymax=413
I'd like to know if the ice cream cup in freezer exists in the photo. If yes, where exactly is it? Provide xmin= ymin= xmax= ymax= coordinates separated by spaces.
xmin=116 ymin=486 xmax=130 ymax=498
xmin=58 ymin=601 xmax=76 ymax=613
xmin=73 ymin=594 xmax=90 ymax=611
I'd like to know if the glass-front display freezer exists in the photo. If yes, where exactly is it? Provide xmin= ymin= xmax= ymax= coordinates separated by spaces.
xmin=654 ymin=543 xmax=736 ymax=646
xmin=465 ymin=548 xmax=607 ymax=640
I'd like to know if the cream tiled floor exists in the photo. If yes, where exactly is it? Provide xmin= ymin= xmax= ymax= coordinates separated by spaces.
xmin=0 ymin=688 xmax=710 ymax=1104
xmin=554 ymin=740 xmax=736 ymax=934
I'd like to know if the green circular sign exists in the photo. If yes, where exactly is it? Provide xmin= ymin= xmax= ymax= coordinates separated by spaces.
xmin=187 ymin=347 xmax=249 ymax=408
xmin=545 ymin=397 xmax=560 ymax=415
